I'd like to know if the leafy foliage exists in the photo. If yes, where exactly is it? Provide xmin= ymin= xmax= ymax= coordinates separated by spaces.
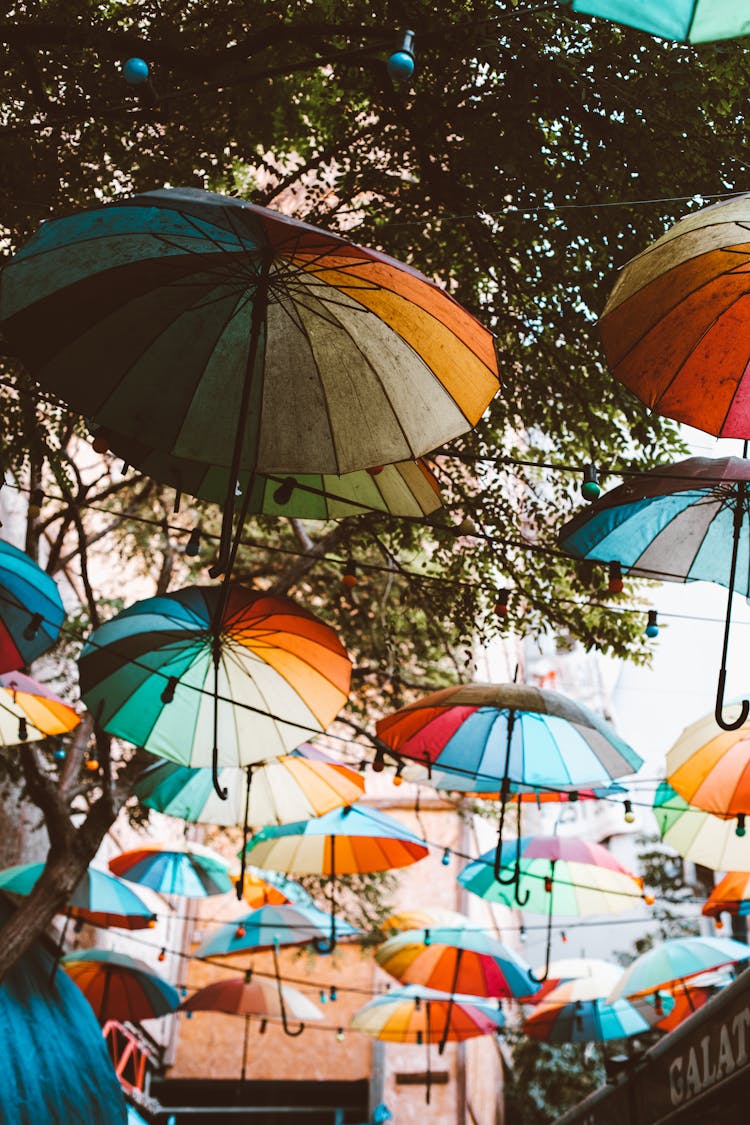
xmin=503 ymin=1030 xmax=605 ymax=1125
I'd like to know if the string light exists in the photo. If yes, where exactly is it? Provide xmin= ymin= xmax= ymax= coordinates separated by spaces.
xmin=623 ymin=800 xmax=635 ymax=824
xmin=645 ymin=610 xmax=659 ymax=638
xmin=608 ymin=561 xmax=624 ymax=594
xmin=185 ymin=527 xmax=201 ymax=557
xmin=581 ymin=464 xmax=601 ymax=501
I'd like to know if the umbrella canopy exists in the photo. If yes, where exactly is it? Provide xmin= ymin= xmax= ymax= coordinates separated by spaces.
xmin=182 ymin=974 xmax=322 ymax=1022
xmin=241 ymin=804 xmax=428 ymax=875
xmin=0 ymin=897 xmax=127 ymax=1124
xmin=0 ymin=540 xmax=65 ymax=673
xmin=351 ymin=983 xmax=504 ymax=1043
xmin=560 ymin=458 xmax=750 ymax=731
xmin=654 ymin=781 xmax=750 ymax=870
xmin=78 ymin=585 xmax=351 ymax=790
xmin=194 ymin=902 xmax=358 ymax=959
xmin=383 ymin=908 xmax=478 ymax=933
xmin=0 ymin=186 xmax=499 ymax=573
xmin=0 ymin=670 xmax=79 ymax=744
xmin=703 ymin=872 xmax=750 ymax=919
xmin=375 ymin=926 xmax=537 ymax=1000
xmin=567 ymin=1 xmax=750 ymax=42
xmin=667 ymin=707 xmax=750 ymax=827
xmin=239 ymin=867 xmax=313 ymax=911
xmin=459 ymin=838 xmax=645 ymax=916
xmin=375 ymin=683 xmax=640 ymax=792
xmin=523 ymin=973 xmax=671 ymax=1043
xmin=109 ymin=842 xmax=233 ymax=898
xmin=61 ymin=949 xmax=180 ymax=1022
xmin=520 ymin=958 xmax=624 ymax=1004
xmin=0 ymin=862 xmax=156 ymax=930
xmin=607 ymin=937 xmax=750 ymax=1002
xmin=102 ymin=430 xmax=444 ymax=519
xmin=133 ymin=745 xmax=364 ymax=828
xmin=597 ymin=193 xmax=750 ymax=438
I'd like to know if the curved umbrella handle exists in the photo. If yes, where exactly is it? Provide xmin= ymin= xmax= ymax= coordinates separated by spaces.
xmin=493 ymin=793 xmax=517 ymax=884
xmin=236 ymin=767 xmax=253 ymax=901
xmin=715 ymin=669 xmax=750 ymax=732
xmin=314 ymin=854 xmax=338 ymax=954
xmin=526 ymin=872 xmax=554 ymax=985
xmin=210 ymin=647 xmax=228 ymax=800
xmin=272 ymin=943 xmax=306 ymax=1038
xmin=437 ymin=949 xmax=462 ymax=1058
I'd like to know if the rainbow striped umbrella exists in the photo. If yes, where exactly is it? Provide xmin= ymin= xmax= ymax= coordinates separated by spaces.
xmin=61 ymin=949 xmax=180 ymax=1023
xmin=241 ymin=805 xmax=428 ymax=951
xmin=194 ymin=902 xmax=358 ymax=960
xmin=654 ymin=781 xmax=750 ymax=870
xmin=109 ymin=842 xmax=232 ymax=898
xmin=351 ymin=983 xmax=503 ymax=1104
xmin=79 ymin=585 xmax=351 ymax=795
xmin=0 ymin=188 xmax=499 ymax=569
xmin=0 ymin=540 xmax=65 ymax=673
xmin=667 ymin=707 xmax=750 ymax=828
xmin=0 ymin=862 xmax=156 ymax=930
xmin=607 ymin=937 xmax=750 ymax=1002
xmin=0 ymin=671 xmax=79 ymax=744
xmin=523 ymin=973 xmax=671 ymax=1043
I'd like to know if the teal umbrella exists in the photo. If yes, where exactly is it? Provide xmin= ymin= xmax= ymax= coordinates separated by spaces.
xmin=0 ymin=862 xmax=156 ymax=929
xmin=567 ymin=1 xmax=750 ymax=42
xmin=607 ymin=936 xmax=750 ymax=1001
xmin=0 ymin=539 xmax=65 ymax=673
xmin=108 ymin=842 xmax=233 ymax=898
xmin=0 ymin=897 xmax=127 ymax=1124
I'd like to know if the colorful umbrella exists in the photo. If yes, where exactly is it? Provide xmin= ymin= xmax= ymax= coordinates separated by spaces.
xmin=523 ymin=973 xmax=671 ymax=1043
xmin=654 ymin=781 xmax=750 ymax=870
xmin=0 ymin=540 xmax=65 ymax=672
xmin=351 ymin=983 xmax=504 ymax=1104
xmin=101 ymin=430 xmax=444 ymax=520
xmin=598 ymin=193 xmax=750 ymax=438
xmin=239 ymin=867 xmax=313 ymax=911
xmin=241 ymin=804 xmax=429 ymax=951
xmin=702 ymin=872 xmax=750 ymax=921
xmin=0 ymin=862 xmax=156 ymax=930
xmin=193 ymin=902 xmax=358 ymax=960
xmin=558 ymin=457 xmax=750 ymax=730
xmin=181 ymin=971 xmax=323 ymax=1070
xmin=78 ymin=585 xmax=351 ymax=796
xmin=607 ymin=936 xmax=750 ymax=1002
xmin=667 ymin=707 xmax=750 ymax=828
xmin=520 ymin=957 xmax=624 ymax=1004
xmin=61 ymin=949 xmax=180 ymax=1022
xmin=108 ymin=842 xmax=233 ymax=898
xmin=0 ymin=670 xmax=79 ymax=744
xmin=374 ymin=926 xmax=538 ymax=1050
xmin=376 ymin=683 xmax=640 ymax=879
xmin=459 ymin=837 xmax=645 ymax=980
xmin=0 ymin=187 xmax=499 ymax=572
xmin=567 ymin=1 xmax=750 ymax=42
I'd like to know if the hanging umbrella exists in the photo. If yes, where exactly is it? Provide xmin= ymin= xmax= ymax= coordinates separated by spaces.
xmin=0 ymin=862 xmax=156 ymax=930
xmin=459 ymin=838 xmax=645 ymax=981
xmin=194 ymin=902 xmax=358 ymax=960
xmin=375 ymin=925 xmax=537 ymax=1055
xmin=0 ymin=187 xmax=499 ymax=573
xmin=102 ymin=428 xmax=444 ymax=519
xmin=181 ymin=971 xmax=323 ymax=1076
xmin=241 ymin=804 xmax=429 ymax=951
xmin=351 ymin=984 xmax=504 ymax=1105
xmin=61 ymin=949 xmax=180 ymax=1022
xmin=559 ymin=456 xmax=750 ymax=730
xmin=607 ymin=936 xmax=750 ymax=1003
xmin=0 ymin=670 xmax=79 ymax=744
xmin=654 ymin=781 xmax=750 ymax=870
xmin=108 ymin=841 xmax=233 ymax=898
xmin=703 ymin=872 xmax=750 ymax=922
xmin=78 ymin=584 xmax=351 ymax=797
xmin=239 ymin=867 xmax=313 ymax=911
xmin=523 ymin=972 xmax=672 ymax=1043
xmin=666 ymin=706 xmax=750 ymax=829
xmin=376 ymin=683 xmax=640 ymax=880
xmin=520 ymin=957 xmax=625 ymax=1005
xmin=566 ymin=1 xmax=750 ymax=42
xmin=0 ymin=540 xmax=65 ymax=672
xmin=133 ymin=745 xmax=364 ymax=899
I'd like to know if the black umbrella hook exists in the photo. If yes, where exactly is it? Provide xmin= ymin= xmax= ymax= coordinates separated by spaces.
xmin=715 ymin=478 xmax=750 ymax=731
xmin=527 ymin=860 xmax=556 ymax=985
xmin=271 ymin=941 xmax=305 ymax=1037
xmin=314 ymin=835 xmax=338 ymax=954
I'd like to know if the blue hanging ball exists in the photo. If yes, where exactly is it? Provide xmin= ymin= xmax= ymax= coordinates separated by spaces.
xmin=581 ymin=480 xmax=601 ymax=501
xmin=53 ymin=747 xmax=67 ymax=762
xmin=645 ymin=624 xmax=659 ymax=638
xmin=122 ymin=58 xmax=150 ymax=85
xmin=387 ymin=51 xmax=415 ymax=81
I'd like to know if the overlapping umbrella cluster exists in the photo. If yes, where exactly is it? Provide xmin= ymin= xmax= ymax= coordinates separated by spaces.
xmin=3 ymin=183 xmax=750 ymax=1094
